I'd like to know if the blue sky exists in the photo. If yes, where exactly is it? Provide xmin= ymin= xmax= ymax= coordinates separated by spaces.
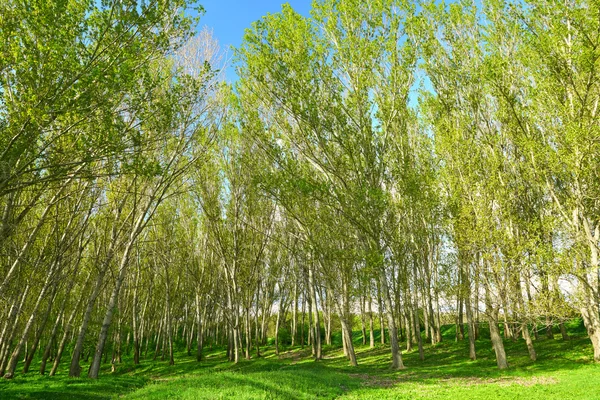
xmin=195 ymin=1 xmax=313 ymax=81
xmin=192 ymin=0 xmax=428 ymax=107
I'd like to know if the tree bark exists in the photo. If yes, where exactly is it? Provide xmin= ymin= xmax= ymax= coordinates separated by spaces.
xmin=88 ymin=235 xmax=138 ymax=378
xmin=0 ymin=285 xmax=29 ymax=376
xmin=308 ymin=263 xmax=322 ymax=360
xmin=50 ymin=284 xmax=87 ymax=376
xmin=485 ymin=283 xmax=508 ymax=370
xmin=4 ymin=274 xmax=55 ymax=379
xmin=379 ymin=269 xmax=404 ymax=369
xmin=368 ymin=292 xmax=375 ymax=348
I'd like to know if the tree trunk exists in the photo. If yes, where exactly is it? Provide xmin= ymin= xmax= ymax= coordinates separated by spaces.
xmin=465 ymin=292 xmax=476 ymax=360
xmin=457 ymin=295 xmax=464 ymax=341
xmin=291 ymin=280 xmax=297 ymax=347
xmin=580 ymin=226 xmax=600 ymax=362
xmin=379 ymin=269 xmax=404 ymax=369
xmin=411 ymin=261 xmax=424 ymax=361
xmin=0 ymin=285 xmax=29 ymax=376
xmin=24 ymin=288 xmax=58 ymax=373
xmin=88 ymin=236 xmax=138 ymax=379
xmin=462 ymin=258 xmax=476 ymax=360
xmin=40 ymin=309 xmax=63 ymax=375
xmin=413 ymin=294 xmax=424 ymax=361
xmin=275 ymin=304 xmax=281 ymax=355
xmin=195 ymin=292 xmax=203 ymax=362
xmin=165 ymin=281 xmax=174 ymax=366
xmin=153 ymin=318 xmax=163 ymax=361
xmin=4 ymin=273 xmax=55 ymax=379
xmin=377 ymin=282 xmax=385 ymax=345
xmin=486 ymin=284 xmax=508 ymax=370
xmin=405 ymin=303 xmax=413 ymax=352
xmin=254 ymin=284 xmax=261 ymax=357
xmin=50 ymin=287 xmax=86 ymax=376
xmin=300 ymin=296 xmax=306 ymax=348
xmin=368 ymin=292 xmax=375 ymax=348
xmin=340 ymin=316 xmax=357 ymax=366
xmin=559 ymin=323 xmax=569 ymax=341
xmin=308 ymin=264 xmax=322 ymax=360
xmin=522 ymin=323 xmax=536 ymax=361
xmin=69 ymin=247 xmax=115 ymax=377
xmin=489 ymin=317 xmax=509 ymax=369
xmin=132 ymin=261 xmax=141 ymax=365
xmin=360 ymin=295 xmax=367 ymax=346
xmin=244 ymin=308 xmax=251 ymax=360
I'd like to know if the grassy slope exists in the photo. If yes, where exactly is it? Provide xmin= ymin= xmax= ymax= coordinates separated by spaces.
xmin=1 ymin=323 xmax=600 ymax=399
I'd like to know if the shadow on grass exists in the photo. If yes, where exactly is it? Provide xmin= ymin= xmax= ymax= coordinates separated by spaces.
xmin=0 ymin=374 xmax=147 ymax=400
xmin=1 ymin=324 xmax=597 ymax=399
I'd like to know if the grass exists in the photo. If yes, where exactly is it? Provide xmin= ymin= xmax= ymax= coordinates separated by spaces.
xmin=1 ymin=323 xmax=600 ymax=399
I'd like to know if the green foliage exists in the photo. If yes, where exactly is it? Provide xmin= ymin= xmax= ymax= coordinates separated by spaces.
xmin=3 ymin=0 xmax=600 ymax=392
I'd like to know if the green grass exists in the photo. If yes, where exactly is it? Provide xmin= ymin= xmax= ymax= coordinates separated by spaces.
xmin=2 ymin=325 xmax=600 ymax=399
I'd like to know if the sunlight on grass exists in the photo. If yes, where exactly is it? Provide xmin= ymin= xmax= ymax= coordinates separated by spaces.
xmin=1 ymin=329 xmax=599 ymax=400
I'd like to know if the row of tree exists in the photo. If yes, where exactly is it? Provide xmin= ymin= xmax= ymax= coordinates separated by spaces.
xmin=0 ymin=0 xmax=598 ymax=380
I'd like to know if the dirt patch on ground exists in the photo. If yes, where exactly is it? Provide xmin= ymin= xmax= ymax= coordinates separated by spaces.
xmin=453 ymin=375 xmax=558 ymax=387
xmin=348 ymin=373 xmax=401 ymax=388
xmin=279 ymin=349 xmax=311 ymax=364
xmin=348 ymin=373 xmax=558 ymax=388
xmin=152 ymin=376 xmax=178 ymax=382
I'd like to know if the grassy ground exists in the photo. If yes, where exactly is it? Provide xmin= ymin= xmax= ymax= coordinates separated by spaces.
xmin=1 ymin=323 xmax=600 ymax=399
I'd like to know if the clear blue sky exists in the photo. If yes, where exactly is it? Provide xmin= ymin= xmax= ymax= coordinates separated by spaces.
xmin=195 ymin=1 xmax=313 ymax=81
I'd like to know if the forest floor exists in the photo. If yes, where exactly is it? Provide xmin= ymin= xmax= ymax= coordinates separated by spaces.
xmin=1 ymin=324 xmax=600 ymax=399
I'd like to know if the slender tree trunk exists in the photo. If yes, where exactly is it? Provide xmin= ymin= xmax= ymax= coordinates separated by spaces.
xmin=541 ymin=272 xmax=554 ymax=340
xmin=0 ymin=303 xmax=17 ymax=365
xmin=325 ymin=289 xmax=332 ymax=346
xmin=379 ymin=266 xmax=404 ymax=369
xmin=424 ymin=247 xmax=437 ymax=344
xmin=465 ymin=292 xmax=476 ymax=361
xmin=300 ymin=296 xmax=306 ymax=348
xmin=580 ymin=226 xmax=600 ymax=362
xmin=165 ymin=273 xmax=174 ymax=366
xmin=308 ymin=264 xmax=322 ymax=360
xmin=515 ymin=272 xmax=536 ymax=361
xmin=154 ymin=318 xmax=163 ymax=361
xmin=291 ymin=280 xmax=298 ymax=347
xmin=457 ymin=295 xmax=464 ymax=341
xmin=4 ymin=269 xmax=56 ymax=379
xmin=580 ymin=297 xmax=600 ymax=362
xmin=462 ymin=258 xmax=476 ymax=360
xmin=195 ymin=292 xmax=203 ymax=362
xmin=403 ymin=308 xmax=411 ymax=351
xmin=360 ymin=294 xmax=367 ymax=346
xmin=0 ymin=285 xmax=29 ymax=376
xmin=377 ymin=282 xmax=385 ymax=345
xmin=244 ymin=307 xmax=251 ymax=360
xmin=485 ymin=282 xmax=508 ymax=370
xmin=275 ymin=304 xmax=281 ymax=355
xmin=254 ymin=284 xmax=261 ymax=357
xmin=522 ymin=323 xmax=536 ymax=361
xmin=88 ymin=233 xmax=139 ymax=378
xmin=132 ymin=260 xmax=141 ymax=365
xmin=50 ymin=288 xmax=86 ymax=376
xmin=368 ymin=292 xmax=375 ymax=348
xmin=340 ymin=316 xmax=357 ymax=366
xmin=413 ymin=294 xmax=424 ymax=361
xmin=23 ymin=288 xmax=58 ymax=373
xmin=559 ymin=323 xmax=569 ymax=341
xmin=434 ymin=275 xmax=442 ymax=343
xmin=69 ymin=241 xmax=118 ymax=377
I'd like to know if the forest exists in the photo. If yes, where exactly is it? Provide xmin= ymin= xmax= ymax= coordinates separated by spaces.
xmin=1 ymin=0 xmax=600 ymax=398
